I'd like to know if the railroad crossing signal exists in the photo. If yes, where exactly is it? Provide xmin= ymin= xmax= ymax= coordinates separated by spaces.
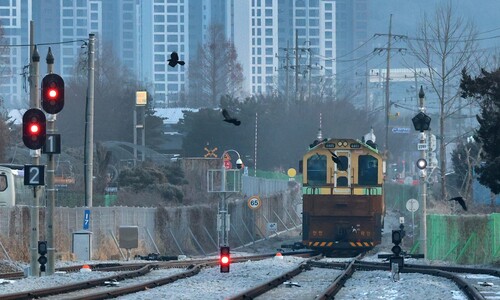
xmin=204 ymin=147 xmax=218 ymax=158
xmin=220 ymin=246 xmax=230 ymax=273
xmin=22 ymin=108 xmax=46 ymax=150
xmin=41 ymin=73 xmax=65 ymax=114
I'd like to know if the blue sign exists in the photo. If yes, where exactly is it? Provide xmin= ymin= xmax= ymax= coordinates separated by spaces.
xmin=83 ymin=209 xmax=90 ymax=230
xmin=392 ymin=127 xmax=411 ymax=134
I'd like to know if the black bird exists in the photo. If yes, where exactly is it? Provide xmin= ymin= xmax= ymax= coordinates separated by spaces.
xmin=328 ymin=150 xmax=344 ymax=169
xmin=167 ymin=51 xmax=185 ymax=67
xmin=222 ymin=109 xmax=241 ymax=126
xmin=449 ymin=196 xmax=467 ymax=211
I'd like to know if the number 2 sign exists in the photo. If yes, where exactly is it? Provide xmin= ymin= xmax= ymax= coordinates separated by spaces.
xmin=24 ymin=165 xmax=45 ymax=186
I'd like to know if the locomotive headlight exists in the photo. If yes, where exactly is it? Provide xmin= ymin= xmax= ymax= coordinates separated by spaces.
xmin=337 ymin=141 xmax=342 ymax=146
xmin=342 ymin=141 xmax=348 ymax=147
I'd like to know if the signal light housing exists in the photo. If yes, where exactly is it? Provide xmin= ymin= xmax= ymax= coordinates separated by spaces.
xmin=22 ymin=108 xmax=46 ymax=150
xmin=220 ymin=246 xmax=230 ymax=273
xmin=42 ymin=73 xmax=64 ymax=114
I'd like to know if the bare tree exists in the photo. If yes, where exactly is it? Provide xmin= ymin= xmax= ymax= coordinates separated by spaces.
xmin=407 ymin=1 xmax=478 ymax=201
xmin=58 ymin=41 xmax=141 ymax=146
xmin=188 ymin=24 xmax=244 ymax=108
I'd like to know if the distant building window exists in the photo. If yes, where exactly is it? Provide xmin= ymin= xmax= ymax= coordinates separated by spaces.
xmin=154 ymin=34 xmax=165 ymax=43
xmin=63 ymin=19 xmax=73 ymax=26
xmin=296 ymin=19 xmax=305 ymax=26
xmin=154 ymin=64 xmax=165 ymax=72
xmin=167 ymin=5 xmax=177 ymax=13
xmin=167 ymin=25 xmax=178 ymax=32
xmin=167 ymin=35 xmax=178 ymax=42
xmin=154 ymin=5 xmax=164 ymax=13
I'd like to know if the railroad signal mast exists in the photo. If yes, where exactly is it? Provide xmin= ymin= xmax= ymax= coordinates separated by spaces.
xmin=24 ymin=41 xmax=66 ymax=276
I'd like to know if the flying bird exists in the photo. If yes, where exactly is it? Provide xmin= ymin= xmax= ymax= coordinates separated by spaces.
xmin=222 ymin=109 xmax=241 ymax=126
xmin=328 ymin=150 xmax=344 ymax=169
xmin=167 ymin=51 xmax=185 ymax=67
xmin=448 ymin=196 xmax=467 ymax=211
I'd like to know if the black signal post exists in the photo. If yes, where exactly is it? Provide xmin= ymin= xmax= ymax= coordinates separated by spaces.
xmin=41 ymin=73 xmax=64 ymax=114
xmin=22 ymin=108 xmax=46 ymax=150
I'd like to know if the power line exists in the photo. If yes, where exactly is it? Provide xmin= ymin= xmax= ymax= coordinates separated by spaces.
xmin=0 ymin=39 xmax=88 ymax=48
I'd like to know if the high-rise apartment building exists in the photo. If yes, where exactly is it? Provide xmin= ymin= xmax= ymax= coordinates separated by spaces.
xmin=1 ymin=0 xmax=365 ymax=109
xmin=335 ymin=0 xmax=369 ymax=107
xmin=0 ymin=0 xmax=31 ymax=109
xmin=140 ymin=0 xmax=188 ymax=107
xmin=276 ymin=0 xmax=336 ymax=100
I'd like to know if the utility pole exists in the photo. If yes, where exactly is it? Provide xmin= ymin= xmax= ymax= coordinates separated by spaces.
xmin=374 ymin=14 xmax=407 ymax=161
xmin=28 ymin=21 xmax=40 ymax=277
xmin=285 ymin=41 xmax=289 ymax=102
xmin=45 ymin=47 xmax=55 ymax=275
xmin=295 ymin=30 xmax=299 ymax=102
xmin=84 ymin=33 xmax=95 ymax=207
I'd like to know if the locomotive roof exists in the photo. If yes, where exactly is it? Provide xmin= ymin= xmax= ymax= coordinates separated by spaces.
xmin=308 ymin=138 xmax=379 ymax=154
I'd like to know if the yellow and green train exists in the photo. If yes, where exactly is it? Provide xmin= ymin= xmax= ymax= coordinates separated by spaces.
xmin=300 ymin=137 xmax=385 ymax=255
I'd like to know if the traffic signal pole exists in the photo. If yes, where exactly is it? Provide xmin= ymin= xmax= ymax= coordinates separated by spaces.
xmin=28 ymin=21 xmax=40 ymax=276
xmin=45 ymin=48 xmax=56 ymax=275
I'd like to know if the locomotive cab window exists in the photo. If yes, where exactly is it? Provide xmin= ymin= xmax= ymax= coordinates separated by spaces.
xmin=307 ymin=155 xmax=326 ymax=185
xmin=358 ymin=155 xmax=378 ymax=185
xmin=336 ymin=156 xmax=348 ymax=171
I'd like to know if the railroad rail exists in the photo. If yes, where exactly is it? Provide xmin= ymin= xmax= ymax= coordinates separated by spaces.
xmin=0 ymin=252 xmax=315 ymax=300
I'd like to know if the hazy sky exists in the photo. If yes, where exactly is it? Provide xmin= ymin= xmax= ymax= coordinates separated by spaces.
xmin=367 ymin=0 xmax=500 ymax=68
xmin=369 ymin=0 xmax=500 ymax=38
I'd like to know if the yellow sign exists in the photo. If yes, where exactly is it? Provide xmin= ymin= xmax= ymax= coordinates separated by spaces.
xmin=247 ymin=196 xmax=261 ymax=210
xmin=136 ymin=91 xmax=147 ymax=106
xmin=204 ymin=147 xmax=218 ymax=158
xmin=287 ymin=168 xmax=297 ymax=178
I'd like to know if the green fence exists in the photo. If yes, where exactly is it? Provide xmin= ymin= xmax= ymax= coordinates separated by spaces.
xmin=427 ymin=213 xmax=500 ymax=264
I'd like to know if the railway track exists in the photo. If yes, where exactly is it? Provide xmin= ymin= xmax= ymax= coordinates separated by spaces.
xmin=228 ymin=256 xmax=500 ymax=300
xmin=0 ymin=252 xmax=314 ymax=300
xmin=2 ymin=252 xmax=498 ymax=299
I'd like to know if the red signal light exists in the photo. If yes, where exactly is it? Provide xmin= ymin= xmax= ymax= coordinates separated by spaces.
xmin=41 ymin=73 xmax=64 ymax=114
xmin=48 ymin=88 xmax=57 ymax=99
xmin=220 ymin=246 xmax=230 ymax=273
xmin=30 ymin=124 xmax=40 ymax=134
xmin=22 ymin=108 xmax=46 ymax=149
xmin=221 ymin=255 xmax=230 ymax=264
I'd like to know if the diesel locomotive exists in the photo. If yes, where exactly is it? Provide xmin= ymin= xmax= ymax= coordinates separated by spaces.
xmin=299 ymin=132 xmax=385 ymax=255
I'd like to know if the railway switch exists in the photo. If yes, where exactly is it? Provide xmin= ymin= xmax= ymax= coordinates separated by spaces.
xmin=220 ymin=246 xmax=230 ymax=273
